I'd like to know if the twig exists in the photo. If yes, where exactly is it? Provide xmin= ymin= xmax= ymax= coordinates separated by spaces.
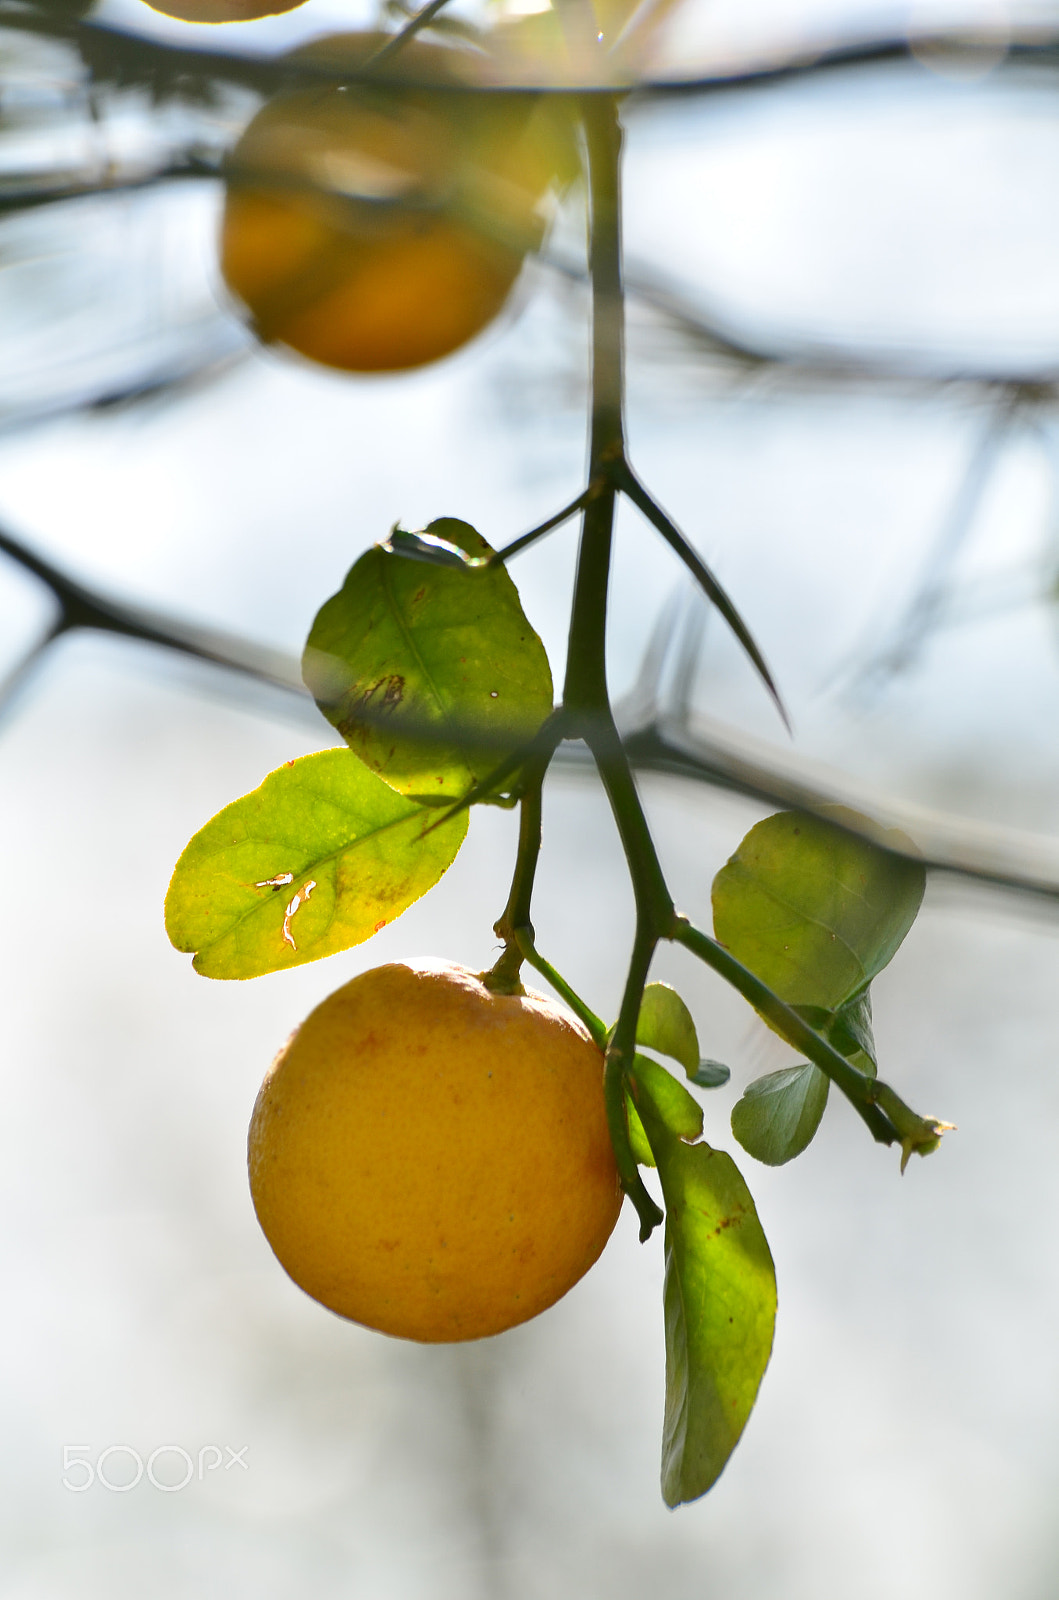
xmin=3 ymin=524 xmax=1059 ymax=903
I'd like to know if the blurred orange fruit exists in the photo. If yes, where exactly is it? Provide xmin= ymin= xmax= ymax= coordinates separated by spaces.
xmin=220 ymin=33 xmax=578 ymax=372
xmin=143 ymin=0 xmax=307 ymax=24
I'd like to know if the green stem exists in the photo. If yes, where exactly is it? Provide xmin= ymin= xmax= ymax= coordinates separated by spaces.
xmin=432 ymin=708 xmax=567 ymax=831
xmin=562 ymin=97 xmax=625 ymax=723
xmin=582 ymin=97 xmax=625 ymax=468
xmin=486 ymin=760 xmax=547 ymax=993
xmin=513 ymin=930 xmax=608 ymax=1048
xmin=607 ymin=924 xmax=664 ymax=1240
xmin=491 ymin=486 xmax=601 ymax=567
xmin=590 ymin=719 xmax=674 ymax=935
xmin=672 ymin=918 xmax=902 ymax=1145
xmin=559 ymin=93 xmax=663 ymax=1240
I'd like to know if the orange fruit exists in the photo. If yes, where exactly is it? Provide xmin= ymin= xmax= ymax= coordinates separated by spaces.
xmin=142 ymin=0 xmax=306 ymax=23
xmin=247 ymin=960 xmax=623 ymax=1341
xmin=220 ymin=33 xmax=577 ymax=372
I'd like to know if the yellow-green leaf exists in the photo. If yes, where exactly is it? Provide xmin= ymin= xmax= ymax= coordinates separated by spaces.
xmin=165 ymin=749 xmax=467 ymax=979
xmin=625 ymin=1051 xmax=704 ymax=1168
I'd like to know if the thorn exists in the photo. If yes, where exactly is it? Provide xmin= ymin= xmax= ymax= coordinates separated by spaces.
xmin=899 ymin=1119 xmax=956 ymax=1173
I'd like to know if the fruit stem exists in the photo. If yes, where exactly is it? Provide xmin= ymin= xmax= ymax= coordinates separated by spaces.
xmin=490 ymin=485 xmax=601 ymax=568
xmin=513 ymin=929 xmax=608 ymax=1047
xmin=486 ymin=757 xmax=548 ymax=993
xmin=608 ymin=923 xmax=664 ymax=1240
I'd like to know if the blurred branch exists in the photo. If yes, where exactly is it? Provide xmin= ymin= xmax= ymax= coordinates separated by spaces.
xmin=546 ymin=244 xmax=1059 ymax=390
xmin=0 ymin=331 xmax=249 ymax=438
xmin=0 ymin=156 xmax=216 ymax=217
xmin=1 ymin=6 xmax=1058 ymax=102
xmin=608 ymin=593 xmax=1059 ymax=903
xmin=0 ymin=8 xmax=1054 ymax=904
xmin=3 ymin=520 xmax=1059 ymax=904
xmin=7 ymin=159 xmax=1054 ymax=394
xmin=844 ymin=393 xmax=1022 ymax=693
xmin=6 ymin=160 xmax=1054 ymax=395
xmin=0 ymin=522 xmax=303 ymax=701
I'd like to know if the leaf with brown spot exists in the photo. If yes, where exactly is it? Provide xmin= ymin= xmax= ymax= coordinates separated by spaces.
xmin=303 ymin=518 xmax=553 ymax=801
xmin=165 ymin=748 xmax=467 ymax=979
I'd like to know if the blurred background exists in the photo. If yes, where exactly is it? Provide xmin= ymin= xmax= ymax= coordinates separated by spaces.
xmin=2 ymin=0 xmax=1059 ymax=1592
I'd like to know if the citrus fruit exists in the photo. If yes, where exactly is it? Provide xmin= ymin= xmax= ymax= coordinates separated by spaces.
xmin=248 ymin=959 xmax=623 ymax=1341
xmin=143 ymin=0 xmax=307 ymax=23
xmin=220 ymin=33 xmax=577 ymax=373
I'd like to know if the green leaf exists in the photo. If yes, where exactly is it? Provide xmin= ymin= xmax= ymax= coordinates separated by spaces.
xmin=626 ymin=1098 xmax=655 ymax=1167
xmin=631 ymin=1052 xmax=703 ymax=1136
xmin=796 ymin=991 xmax=878 ymax=1079
xmin=711 ymin=807 xmax=925 ymax=1013
xmin=692 ymin=1060 xmax=731 ymax=1089
xmin=638 ymin=1094 xmax=776 ymax=1506
xmin=828 ymin=990 xmax=877 ymax=1074
xmin=636 ymin=982 xmax=700 ymax=1077
xmin=303 ymin=518 xmax=553 ymax=801
xmin=165 ymin=749 xmax=467 ymax=979
xmin=730 ymin=1063 xmax=830 ymax=1166
xmin=625 ymin=1053 xmax=704 ymax=1169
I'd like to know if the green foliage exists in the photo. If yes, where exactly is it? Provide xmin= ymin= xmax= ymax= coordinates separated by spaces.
xmin=794 ymin=990 xmax=877 ymax=1078
xmin=692 ymin=1060 xmax=731 ymax=1089
xmin=712 ymin=807 xmax=925 ymax=1013
xmin=636 ymin=981 xmax=700 ymax=1077
xmin=165 ymin=749 xmax=467 ymax=979
xmin=714 ymin=807 xmax=925 ymax=1162
xmin=303 ymin=519 xmax=553 ymax=802
xmin=635 ymin=979 xmax=731 ymax=1089
xmin=637 ymin=1092 xmax=777 ymax=1507
xmin=729 ymin=1062 xmax=830 ymax=1166
xmin=158 ymin=73 xmax=947 ymax=1513
xmin=625 ymin=1050 xmax=703 ymax=1168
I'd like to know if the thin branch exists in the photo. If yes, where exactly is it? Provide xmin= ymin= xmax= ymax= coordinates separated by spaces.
xmin=430 ymin=710 xmax=569 ymax=830
xmin=674 ymin=916 xmax=951 ymax=1169
xmin=491 ymin=486 xmax=600 ymax=564
xmin=4 ymin=526 xmax=1059 ymax=904
xmin=0 ymin=625 xmax=62 ymax=725
xmin=487 ymin=753 xmax=548 ymax=991
xmin=541 ymin=237 xmax=1059 ymax=392
xmin=513 ymin=928 xmax=608 ymax=1047
xmin=0 ymin=524 xmax=303 ymax=699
